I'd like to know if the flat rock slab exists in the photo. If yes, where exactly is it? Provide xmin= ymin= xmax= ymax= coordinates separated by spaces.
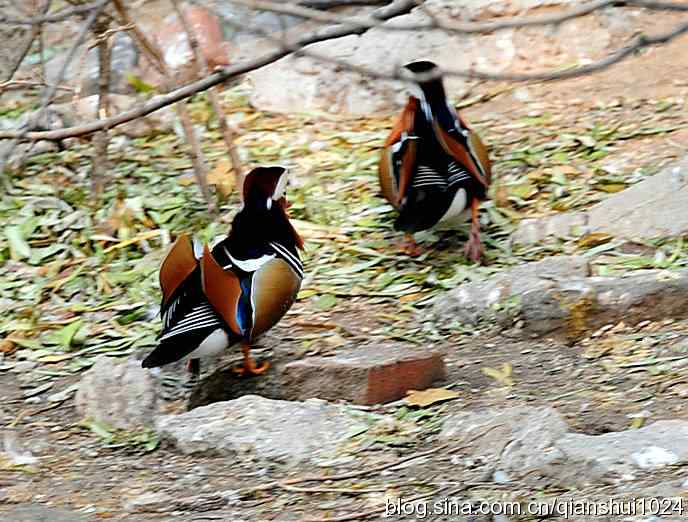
xmin=156 ymin=395 xmax=370 ymax=463
xmin=281 ymin=344 xmax=446 ymax=405
xmin=441 ymin=406 xmax=688 ymax=486
xmin=434 ymin=254 xmax=688 ymax=339
xmin=1 ymin=505 xmax=90 ymax=522
xmin=433 ymin=255 xmax=589 ymax=328
xmin=515 ymin=156 xmax=688 ymax=244
xmin=560 ymin=421 xmax=688 ymax=475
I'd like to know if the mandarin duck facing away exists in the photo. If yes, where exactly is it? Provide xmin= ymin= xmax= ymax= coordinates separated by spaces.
xmin=379 ymin=60 xmax=492 ymax=262
xmin=142 ymin=166 xmax=304 ymax=378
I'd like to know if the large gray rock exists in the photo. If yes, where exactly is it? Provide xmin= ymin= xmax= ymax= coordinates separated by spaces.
xmin=247 ymin=0 xmax=631 ymax=114
xmin=434 ymin=258 xmax=688 ymax=339
xmin=559 ymin=421 xmax=688 ymax=476
xmin=441 ymin=407 xmax=688 ymax=486
xmin=514 ymin=156 xmax=688 ymax=244
xmin=432 ymin=255 xmax=589 ymax=326
xmin=156 ymin=395 xmax=370 ymax=463
xmin=75 ymin=355 xmax=158 ymax=430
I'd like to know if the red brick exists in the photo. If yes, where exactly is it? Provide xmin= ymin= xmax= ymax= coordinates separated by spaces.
xmin=280 ymin=344 xmax=446 ymax=405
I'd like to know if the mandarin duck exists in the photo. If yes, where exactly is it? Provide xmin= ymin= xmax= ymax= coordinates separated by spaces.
xmin=379 ymin=60 xmax=492 ymax=262
xmin=142 ymin=166 xmax=304 ymax=377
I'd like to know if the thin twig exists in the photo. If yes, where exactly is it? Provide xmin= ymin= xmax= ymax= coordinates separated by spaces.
xmin=91 ymin=15 xmax=112 ymax=197
xmin=239 ymin=443 xmax=448 ymax=497
xmin=1 ymin=0 xmax=51 ymax=105
xmin=0 ymin=80 xmax=75 ymax=93
xmin=304 ymin=491 xmax=435 ymax=522
xmin=171 ymin=0 xmax=245 ymax=200
xmin=112 ymin=0 xmax=214 ymax=212
xmin=278 ymin=484 xmax=387 ymax=494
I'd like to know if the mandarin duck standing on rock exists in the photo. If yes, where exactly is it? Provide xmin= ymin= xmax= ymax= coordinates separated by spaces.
xmin=379 ymin=60 xmax=492 ymax=262
xmin=142 ymin=166 xmax=304 ymax=378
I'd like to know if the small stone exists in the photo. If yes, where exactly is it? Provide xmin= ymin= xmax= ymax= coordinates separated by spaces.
xmin=123 ymin=491 xmax=172 ymax=513
xmin=493 ymin=470 xmax=511 ymax=483
xmin=75 ymin=355 xmax=158 ymax=430
xmin=281 ymin=344 xmax=446 ymax=405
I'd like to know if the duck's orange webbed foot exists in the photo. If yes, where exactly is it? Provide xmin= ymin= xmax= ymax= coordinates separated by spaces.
xmin=399 ymin=233 xmax=423 ymax=257
xmin=232 ymin=345 xmax=270 ymax=377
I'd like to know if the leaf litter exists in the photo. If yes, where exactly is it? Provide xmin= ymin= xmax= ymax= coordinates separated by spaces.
xmin=0 ymin=82 xmax=688 ymax=519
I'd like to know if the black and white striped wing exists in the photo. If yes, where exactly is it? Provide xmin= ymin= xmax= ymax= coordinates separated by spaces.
xmin=142 ymin=270 xmax=224 ymax=368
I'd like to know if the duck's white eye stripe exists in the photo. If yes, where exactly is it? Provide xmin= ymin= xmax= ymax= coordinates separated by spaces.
xmin=272 ymin=171 xmax=289 ymax=200
xmin=267 ymin=197 xmax=272 ymax=210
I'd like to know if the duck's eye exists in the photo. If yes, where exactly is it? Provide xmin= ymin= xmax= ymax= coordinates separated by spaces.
xmin=266 ymin=198 xmax=272 ymax=210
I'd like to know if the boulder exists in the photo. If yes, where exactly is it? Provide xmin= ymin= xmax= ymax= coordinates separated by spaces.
xmin=441 ymin=406 xmax=688 ymax=486
xmin=247 ymin=0 xmax=633 ymax=114
xmin=75 ymin=355 xmax=158 ymax=430
xmin=514 ymin=156 xmax=688 ymax=244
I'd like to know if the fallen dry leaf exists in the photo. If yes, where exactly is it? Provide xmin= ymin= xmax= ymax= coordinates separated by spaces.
xmin=481 ymin=362 xmax=514 ymax=386
xmin=207 ymin=158 xmax=235 ymax=197
xmin=577 ymin=232 xmax=613 ymax=248
xmin=0 ymin=337 xmax=16 ymax=355
xmin=404 ymin=387 xmax=460 ymax=407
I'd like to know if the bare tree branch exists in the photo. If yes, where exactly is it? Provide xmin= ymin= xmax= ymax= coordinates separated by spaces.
xmin=111 ymin=0 xmax=214 ymax=212
xmin=0 ymin=0 xmax=417 ymax=142
xmin=0 ymin=80 xmax=75 ymax=93
xmin=171 ymin=0 xmax=246 ymax=199
xmin=225 ymin=0 xmax=688 ymax=34
xmin=0 ymin=0 xmax=108 ymax=25
xmin=1 ymin=0 xmax=685 ymax=147
xmin=278 ymin=18 xmax=688 ymax=83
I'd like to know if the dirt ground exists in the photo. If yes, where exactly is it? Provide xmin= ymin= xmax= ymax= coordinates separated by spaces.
xmin=2 ymin=9 xmax=688 ymax=522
